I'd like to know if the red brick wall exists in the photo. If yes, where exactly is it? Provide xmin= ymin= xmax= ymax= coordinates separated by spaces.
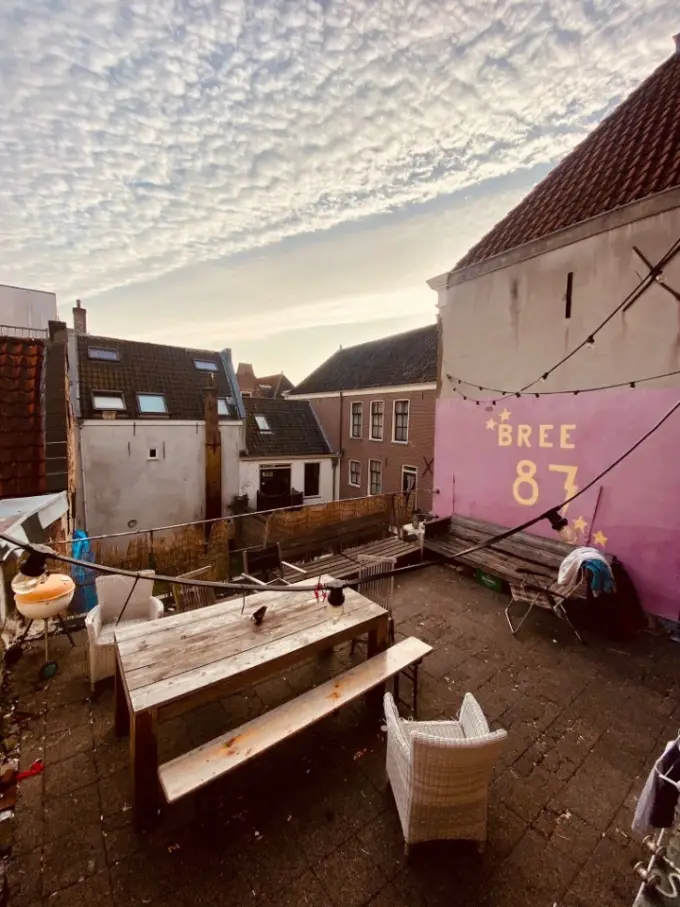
xmin=306 ymin=389 xmax=435 ymax=511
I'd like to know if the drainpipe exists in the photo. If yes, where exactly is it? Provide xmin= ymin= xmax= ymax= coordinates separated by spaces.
xmin=78 ymin=423 xmax=89 ymax=532
xmin=337 ymin=390 xmax=344 ymax=501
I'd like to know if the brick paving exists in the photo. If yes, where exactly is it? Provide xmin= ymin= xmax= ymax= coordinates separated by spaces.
xmin=8 ymin=565 xmax=680 ymax=907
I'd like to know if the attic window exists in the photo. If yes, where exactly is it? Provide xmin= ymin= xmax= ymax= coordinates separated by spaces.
xmin=92 ymin=391 xmax=125 ymax=411
xmin=218 ymin=397 xmax=236 ymax=417
xmin=137 ymin=393 xmax=168 ymax=415
xmin=255 ymin=414 xmax=271 ymax=432
xmin=194 ymin=359 xmax=218 ymax=372
xmin=88 ymin=347 xmax=119 ymax=362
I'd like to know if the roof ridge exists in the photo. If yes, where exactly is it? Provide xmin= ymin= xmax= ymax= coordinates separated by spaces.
xmin=81 ymin=333 xmax=224 ymax=358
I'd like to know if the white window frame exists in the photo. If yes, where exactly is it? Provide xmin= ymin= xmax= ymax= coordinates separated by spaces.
xmin=348 ymin=459 xmax=361 ymax=488
xmin=401 ymin=465 xmax=418 ymax=493
xmin=88 ymin=347 xmax=120 ymax=362
xmin=137 ymin=393 xmax=168 ymax=415
xmin=303 ymin=462 xmax=321 ymax=498
xmin=194 ymin=359 xmax=218 ymax=372
xmin=92 ymin=391 xmax=126 ymax=411
xmin=350 ymin=401 xmax=363 ymax=439
xmin=254 ymin=414 xmax=271 ymax=432
xmin=392 ymin=399 xmax=410 ymax=444
xmin=369 ymin=400 xmax=384 ymax=441
xmin=368 ymin=458 xmax=382 ymax=495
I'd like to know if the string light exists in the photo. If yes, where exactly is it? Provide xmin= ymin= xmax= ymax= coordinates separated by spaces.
xmin=445 ymin=367 xmax=680 ymax=405
xmin=442 ymin=235 xmax=680 ymax=400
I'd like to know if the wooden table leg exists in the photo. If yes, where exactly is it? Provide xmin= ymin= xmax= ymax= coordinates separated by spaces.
xmin=131 ymin=709 xmax=160 ymax=833
xmin=367 ymin=616 xmax=389 ymax=658
xmin=367 ymin=616 xmax=389 ymax=712
xmin=114 ymin=655 xmax=130 ymax=738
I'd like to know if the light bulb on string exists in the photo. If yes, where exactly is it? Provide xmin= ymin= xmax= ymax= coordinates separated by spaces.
xmin=545 ymin=509 xmax=578 ymax=545
xmin=630 ymin=382 xmax=636 ymax=389
xmin=540 ymin=374 xmax=548 ymax=382
xmin=586 ymin=336 xmax=595 ymax=348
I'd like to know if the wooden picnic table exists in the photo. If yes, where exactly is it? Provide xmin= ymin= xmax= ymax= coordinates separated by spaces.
xmin=113 ymin=574 xmax=389 ymax=831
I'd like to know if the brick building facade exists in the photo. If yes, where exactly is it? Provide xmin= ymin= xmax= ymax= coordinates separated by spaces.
xmin=290 ymin=325 xmax=437 ymax=511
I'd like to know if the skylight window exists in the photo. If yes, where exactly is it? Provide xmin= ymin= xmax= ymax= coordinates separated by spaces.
xmin=194 ymin=359 xmax=218 ymax=372
xmin=218 ymin=398 xmax=234 ymax=417
xmin=137 ymin=393 xmax=168 ymax=415
xmin=88 ymin=347 xmax=119 ymax=362
xmin=92 ymin=392 xmax=125 ymax=411
xmin=255 ymin=414 xmax=271 ymax=432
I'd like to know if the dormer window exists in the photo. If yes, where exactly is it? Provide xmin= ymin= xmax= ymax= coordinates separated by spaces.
xmin=88 ymin=347 xmax=119 ymax=362
xmin=137 ymin=393 xmax=168 ymax=415
xmin=92 ymin=391 xmax=125 ymax=411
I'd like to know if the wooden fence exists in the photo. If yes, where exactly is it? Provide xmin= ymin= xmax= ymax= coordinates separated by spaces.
xmin=67 ymin=492 xmax=415 ymax=583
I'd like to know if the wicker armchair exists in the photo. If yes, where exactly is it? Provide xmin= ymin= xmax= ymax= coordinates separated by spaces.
xmin=384 ymin=691 xmax=507 ymax=854
xmin=85 ymin=571 xmax=163 ymax=689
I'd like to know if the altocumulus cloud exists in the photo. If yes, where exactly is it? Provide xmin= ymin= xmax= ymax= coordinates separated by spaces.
xmin=0 ymin=0 xmax=676 ymax=303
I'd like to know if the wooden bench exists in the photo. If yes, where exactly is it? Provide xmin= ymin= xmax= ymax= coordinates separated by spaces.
xmin=424 ymin=514 xmax=612 ymax=601
xmin=158 ymin=636 xmax=432 ymax=804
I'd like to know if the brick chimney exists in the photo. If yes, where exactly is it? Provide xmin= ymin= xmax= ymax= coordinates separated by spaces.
xmin=72 ymin=299 xmax=87 ymax=334
xmin=236 ymin=362 xmax=258 ymax=397
xmin=204 ymin=376 xmax=222 ymax=525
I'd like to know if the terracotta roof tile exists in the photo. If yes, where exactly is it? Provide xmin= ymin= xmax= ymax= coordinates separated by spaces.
xmin=454 ymin=52 xmax=680 ymax=271
xmin=0 ymin=336 xmax=46 ymax=498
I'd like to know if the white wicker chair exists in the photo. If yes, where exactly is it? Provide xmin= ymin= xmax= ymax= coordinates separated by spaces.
xmin=85 ymin=571 xmax=163 ymax=689
xmin=384 ymin=691 xmax=507 ymax=854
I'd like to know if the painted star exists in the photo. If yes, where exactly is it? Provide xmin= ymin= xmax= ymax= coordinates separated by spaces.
xmin=592 ymin=530 xmax=608 ymax=548
xmin=499 ymin=408 xmax=511 ymax=422
xmin=486 ymin=418 xmax=497 ymax=430
xmin=572 ymin=516 xmax=588 ymax=534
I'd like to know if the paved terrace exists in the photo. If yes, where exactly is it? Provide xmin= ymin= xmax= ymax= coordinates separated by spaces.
xmin=8 ymin=565 xmax=680 ymax=907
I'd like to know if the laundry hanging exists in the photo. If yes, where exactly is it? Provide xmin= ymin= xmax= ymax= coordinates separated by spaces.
xmin=633 ymin=739 xmax=680 ymax=837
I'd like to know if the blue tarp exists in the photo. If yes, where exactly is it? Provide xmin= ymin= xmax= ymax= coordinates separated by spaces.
xmin=70 ymin=529 xmax=98 ymax=614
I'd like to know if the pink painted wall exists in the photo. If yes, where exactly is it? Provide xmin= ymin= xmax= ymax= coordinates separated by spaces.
xmin=433 ymin=390 xmax=680 ymax=621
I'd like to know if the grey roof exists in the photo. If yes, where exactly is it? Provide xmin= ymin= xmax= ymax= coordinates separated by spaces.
xmin=243 ymin=397 xmax=332 ymax=458
xmin=77 ymin=334 xmax=240 ymax=420
xmin=291 ymin=324 xmax=438 ymax=395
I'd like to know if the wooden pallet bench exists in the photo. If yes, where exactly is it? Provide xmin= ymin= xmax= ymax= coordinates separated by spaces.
xmin=424 ymin=514 xmax=611 ymax=600
xmin=282 ymin=536 xmax=421 ymax=583
xmin=159 ymin=636 xmax=432 ymax=804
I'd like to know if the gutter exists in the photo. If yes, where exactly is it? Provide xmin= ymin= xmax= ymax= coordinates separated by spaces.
xmin=220 ymin=348 xmax=246 ymax=421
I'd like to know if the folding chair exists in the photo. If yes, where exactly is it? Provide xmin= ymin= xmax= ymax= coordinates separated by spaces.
xmin=351 ymin=555 xmax=397 ymax=650
xmin=239 ymin=543 xmax=307 ymax=587
xmin=507 ymin=567 xmax=584 ymax=643
xmin=171 ymin=565 xmax=217 ymax=613
xmin=350 ymin=555 xmax=423 ymax=715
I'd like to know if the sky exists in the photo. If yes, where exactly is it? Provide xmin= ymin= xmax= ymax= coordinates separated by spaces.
xmin=1 ymin=1 xmax=677 ymax=382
